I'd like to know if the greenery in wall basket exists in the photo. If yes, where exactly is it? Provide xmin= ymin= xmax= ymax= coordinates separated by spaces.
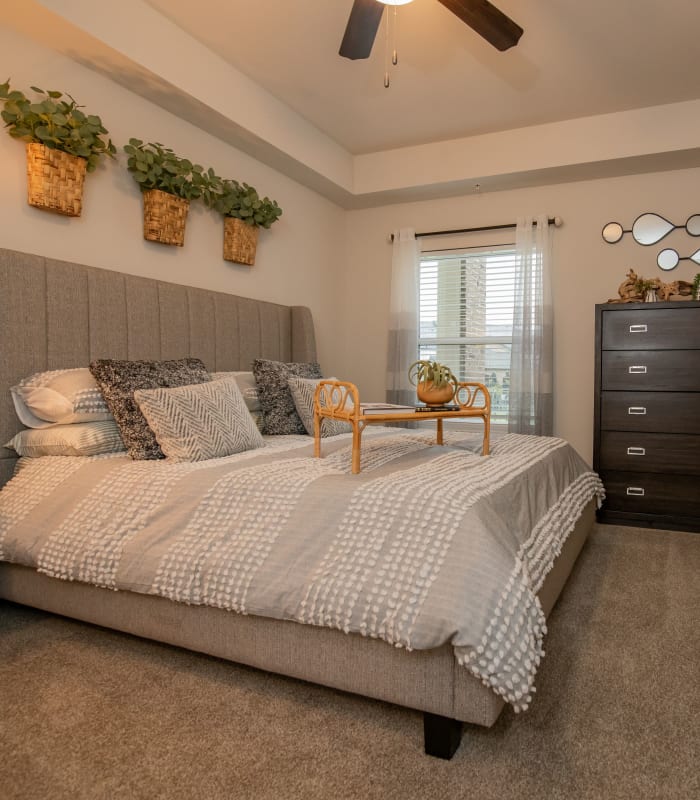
xmin=202 ymin=175 xmax=282 ymax=265
xmin=206 ymin=176 xmax=283 ymax=228
xmin=0 ymin=81 xmax=116 ymax=170
xmin=123 ymin=139 xmax=212 ymax=200
xmin=124 ymin=139 xmax=213 ymax=247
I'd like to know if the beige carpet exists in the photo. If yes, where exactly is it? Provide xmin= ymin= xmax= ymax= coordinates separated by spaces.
xmin=1 ymin=524 xmax=698 ymax=800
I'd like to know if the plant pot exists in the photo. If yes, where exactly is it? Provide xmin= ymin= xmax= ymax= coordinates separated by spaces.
xmin=142 ymin=188 xmax=189 ymax=246
xmin=416 ymin=381 xmax=455 ymax=406
xmin=644 ymin=288 xmax=658 ymax=303
xmin=223 ymin=217 xmax=259 ymax=266
xmin=25 ymin=143 xmax=87 ymax=217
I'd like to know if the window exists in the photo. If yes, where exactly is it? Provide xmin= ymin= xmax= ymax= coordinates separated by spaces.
xmin=418 ymin=247 xmax=516 ymax=423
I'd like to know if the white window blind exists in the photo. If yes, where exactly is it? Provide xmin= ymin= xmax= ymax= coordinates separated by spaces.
xmin=418 ymin=246 xmax=516 ymax=422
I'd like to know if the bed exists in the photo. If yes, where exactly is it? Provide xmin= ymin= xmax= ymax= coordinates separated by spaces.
xmin=0 ymin=246 xmax=602 ymax=759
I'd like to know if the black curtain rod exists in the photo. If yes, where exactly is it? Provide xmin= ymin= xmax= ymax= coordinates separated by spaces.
xmin=390 ymin=217 xmax=560 ymax=242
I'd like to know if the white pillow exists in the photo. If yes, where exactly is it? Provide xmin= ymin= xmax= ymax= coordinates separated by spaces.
xmin=134 ymin=376 xmax=265 ymax=462
xmin=11 ymin=368 xmax=112 ymax=429
xmin=5 ymin=420 xmax=126 ymax=458
xmin=287 ymin=376 xmax=352 ymax=437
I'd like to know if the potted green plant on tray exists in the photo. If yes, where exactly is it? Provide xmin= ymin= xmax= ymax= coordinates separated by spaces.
xmin=0 ymin=80 xmax=115 ymax=216
xmin=693 ymin=273 xmax=700 ymax=301
xmin=124 ymin=139 xmax=211 ymax=246
xmin=205 ymin=175 xmax=282 ymax=265
xmin=408 ymin=360 xmax=458 ymax=406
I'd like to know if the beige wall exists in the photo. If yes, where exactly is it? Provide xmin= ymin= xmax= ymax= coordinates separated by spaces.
xmin=341 ymin=168 xmax=700 ymax=464
xmin=4 ymin=27 xmax=699 ymax=466
xmin=0 ymin=26 xmax=344 ymax=373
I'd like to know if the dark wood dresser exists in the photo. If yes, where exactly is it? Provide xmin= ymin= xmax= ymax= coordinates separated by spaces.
xmin=594 ymin=300 xmax=700 ymax=533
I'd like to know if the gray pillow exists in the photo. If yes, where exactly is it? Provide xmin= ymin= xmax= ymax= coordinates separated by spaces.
xmin=287 ymin=375 xmax=352 ymax=438
xmin=134 ymin=377 xmax=264 ymax=462
xmin=252 ymin=359 xmax=322 ymax=435
xmin=5 ymin=420 xmax=126 ymax=458
xmin=89 ymin=358 xmax=211 ymax=460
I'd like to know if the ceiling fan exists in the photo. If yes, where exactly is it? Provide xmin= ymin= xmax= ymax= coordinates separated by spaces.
xmin=339 ymin=0 xmax=524 ymax=60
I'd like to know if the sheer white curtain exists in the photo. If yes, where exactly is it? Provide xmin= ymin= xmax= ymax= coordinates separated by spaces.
xmin=386 ymin=228 xmax=420 ymax=405
xmin=508 ymin=215 xmax=554 ymax=435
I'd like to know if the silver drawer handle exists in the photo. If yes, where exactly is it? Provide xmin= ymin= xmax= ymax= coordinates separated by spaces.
xmin=627 ymin=447 xmax=646 ymax=456
xmin=628 ymin=407 xmax=647 ymax=415
xmin=626 ymin=487 xmax=645 ymax=496
xmin=628 ymin=365 xmax=647 ymax=374
xmin=629 ymin=324 xmax=648 ymax=333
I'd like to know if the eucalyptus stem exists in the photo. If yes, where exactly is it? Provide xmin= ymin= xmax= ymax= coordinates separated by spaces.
xmin=0 ymin=80 xmax=115 ymax=171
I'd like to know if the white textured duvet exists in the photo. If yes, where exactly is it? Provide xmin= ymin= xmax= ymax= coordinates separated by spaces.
xmin=0 ymin=429 xmax=603 ymax=710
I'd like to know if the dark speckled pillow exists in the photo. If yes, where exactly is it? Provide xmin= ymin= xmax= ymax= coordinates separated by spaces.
xmin=89 ymin=358 xmax=211 ymax=459
xmin=252 ymin=359 xmax=322 ymax=435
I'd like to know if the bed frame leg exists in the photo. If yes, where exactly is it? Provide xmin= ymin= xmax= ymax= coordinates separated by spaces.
xmin=423 ymin=712 xmax=463 ymax=759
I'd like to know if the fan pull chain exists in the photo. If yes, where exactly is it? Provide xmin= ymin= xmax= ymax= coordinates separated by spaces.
xmin=384 ymin=6 xmax=400 ymax=88
xmin=392 ymin=6 xmax=399 ymax=65
xmin=384 ymin=5 xmax=391 ymax=87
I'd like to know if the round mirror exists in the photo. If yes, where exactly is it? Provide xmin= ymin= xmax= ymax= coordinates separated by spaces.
xmin=657 ymin=248 xmax=679 ymax=271
xmin=602 ymin=221 xmax=624 ymax=244
xmin=686 ymin=215 xmax=700 ymax=237
xmin=632 ymin=213 xmax=675 ymax=246
xmin=691 ymin=249 xmax=700 ymax=266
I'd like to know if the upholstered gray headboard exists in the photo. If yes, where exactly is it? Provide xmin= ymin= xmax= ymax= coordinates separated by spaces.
xmin=0 ymin=247 xmax=317 ymax=486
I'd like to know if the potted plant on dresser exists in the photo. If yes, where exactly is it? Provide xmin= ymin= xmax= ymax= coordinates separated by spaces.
xmin=124 ymin=139 xmax=210 ymax=246
xmin=0 ymin=81 xmax=116 ymax=216
xmin=206 ymin=176 xmax=282 ymax=265
xmin=635 ymin=277 xmax=660 ymax=303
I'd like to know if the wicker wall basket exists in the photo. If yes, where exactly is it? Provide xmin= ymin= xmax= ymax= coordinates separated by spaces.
xmin=223 ymin=217 xmax=259 ymax=265
xmin=142 ymin=188 xmax=190 ymax=247
xmin=26 ymin=143 xmax=87 ymax=217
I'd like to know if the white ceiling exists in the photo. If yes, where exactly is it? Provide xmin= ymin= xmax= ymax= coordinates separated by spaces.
xmin=6 ymin=0 xmax=700 ymax=207
xmin=145 ymin=0 xmax=700 ymax=155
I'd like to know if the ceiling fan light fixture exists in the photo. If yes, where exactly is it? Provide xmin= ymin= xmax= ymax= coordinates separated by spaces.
xmin=340 ymin=0 xmax=522 ymax=62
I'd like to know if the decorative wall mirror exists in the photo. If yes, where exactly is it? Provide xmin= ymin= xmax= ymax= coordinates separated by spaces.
xmin=657 ymin=248 xmax=700 ymax=271
xmin=601 ymin=222 xmax=624 ymax=244
xmin=602 ymin=213 xmax=700 ymax=245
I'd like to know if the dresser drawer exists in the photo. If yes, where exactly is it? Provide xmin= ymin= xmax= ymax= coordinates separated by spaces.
xmin=602 ymin=307 xmax=700 ymax=350
xmin=600 ymin=392 xmax=700 ymax=433
xmin=598 ymin=432 xmax=700 ymax=474
xmin=601 ymin=350 xmax=700 ymax=391
xmin=600 ymin=471 xmax=700 ymax=516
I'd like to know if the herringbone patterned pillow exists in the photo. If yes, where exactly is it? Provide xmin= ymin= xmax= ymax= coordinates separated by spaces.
xmin=134 ymin=377 xmax=264 ymax=462
xmin=90 ymin=358 xmax=211 ymax=460
xmin=287 ymin=375 xmax=352 ymax=437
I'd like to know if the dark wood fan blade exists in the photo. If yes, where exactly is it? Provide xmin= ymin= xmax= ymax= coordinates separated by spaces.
xmin=339 ymin=0 xmax=385 ymax=60
xmin=437 ymin=0 xmax=523 ymax=51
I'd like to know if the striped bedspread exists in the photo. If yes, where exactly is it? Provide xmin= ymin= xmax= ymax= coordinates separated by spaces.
xmin=0 ymin=429 xmax=603 ymax=710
